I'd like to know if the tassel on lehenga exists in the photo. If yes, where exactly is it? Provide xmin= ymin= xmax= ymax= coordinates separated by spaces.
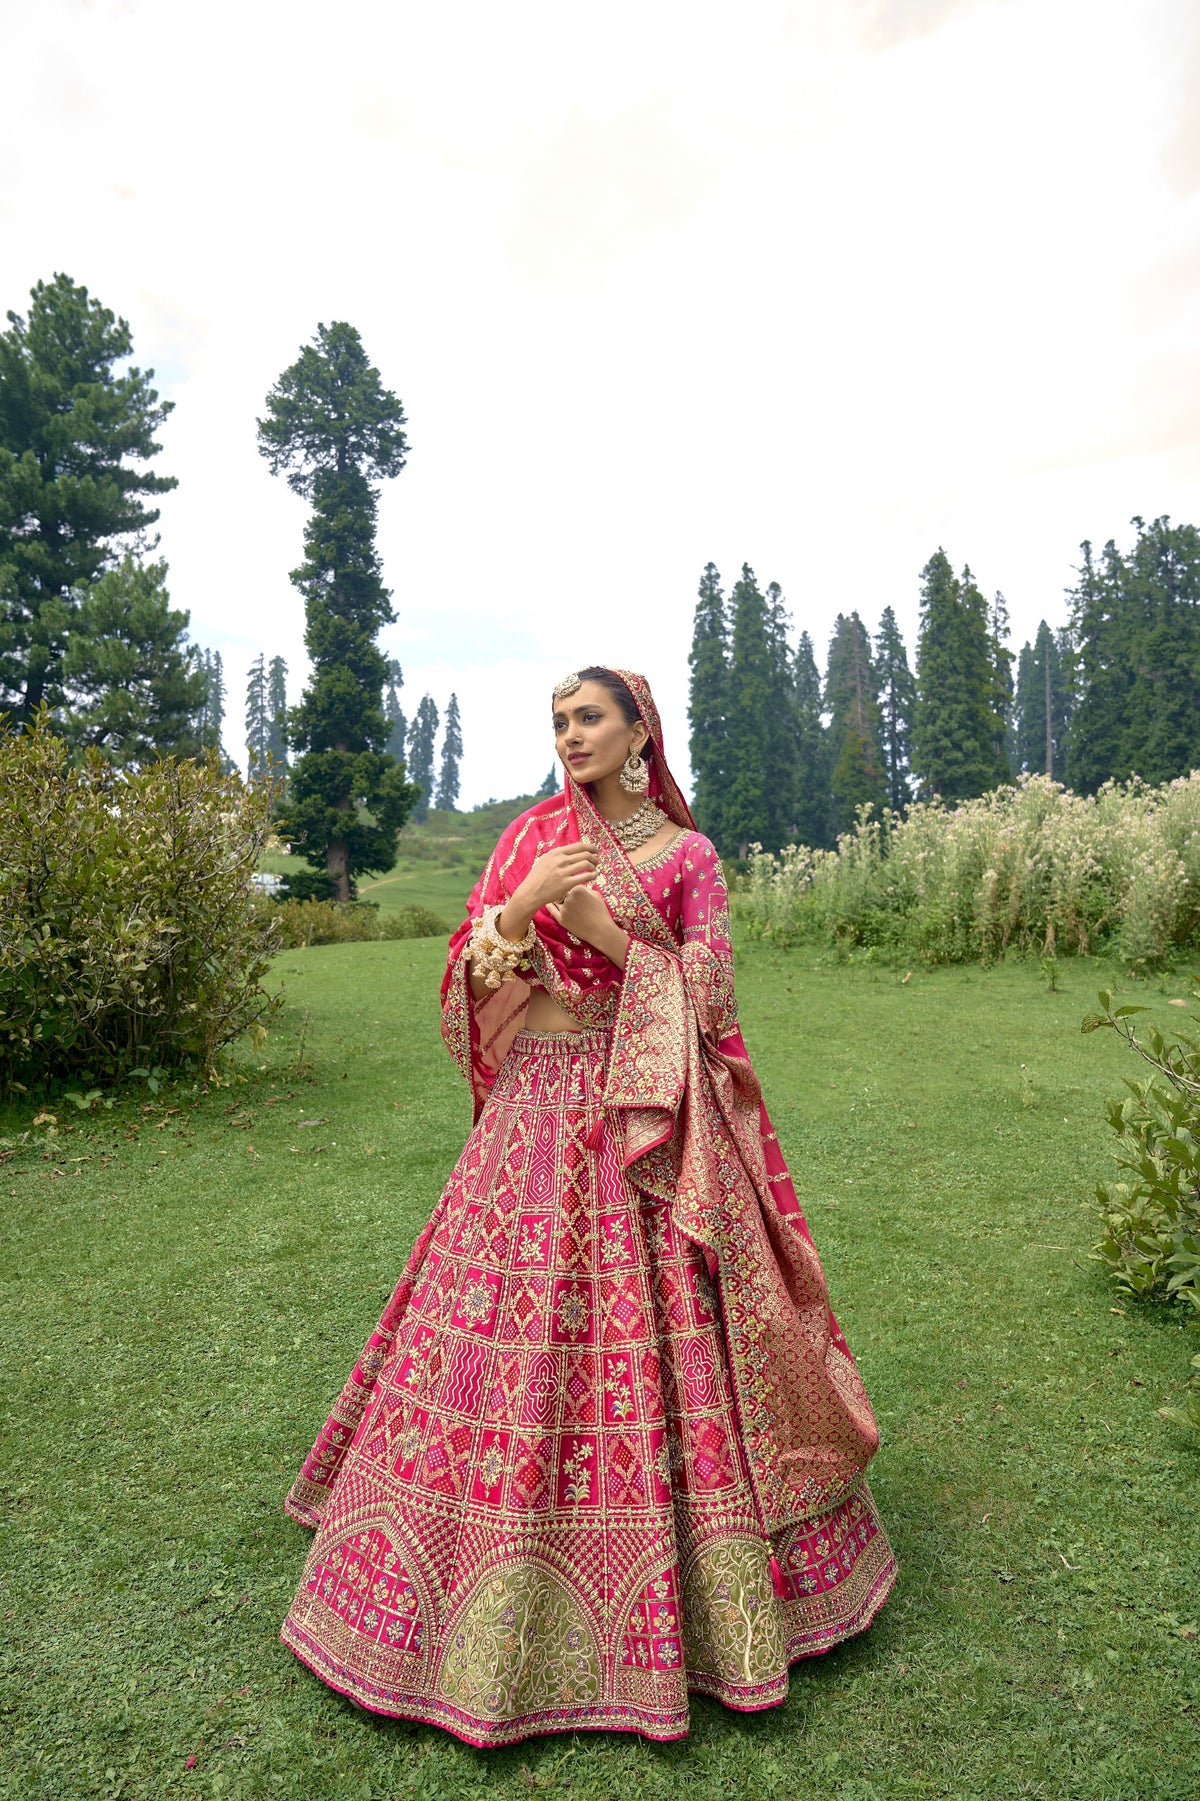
xmin=281 ymin=1029 xmax=895 ymax=1748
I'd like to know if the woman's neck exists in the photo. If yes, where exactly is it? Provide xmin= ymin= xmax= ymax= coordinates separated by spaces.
xmin=588 ymin=773 xmax=651 ymax=822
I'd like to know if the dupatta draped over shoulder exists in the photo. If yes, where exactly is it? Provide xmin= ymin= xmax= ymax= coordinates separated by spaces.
xmin=440 ymin=672 xmax=879 ymax=1535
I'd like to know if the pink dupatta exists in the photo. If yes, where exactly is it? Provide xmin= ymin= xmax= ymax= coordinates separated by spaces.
xmin=440 ymin=671 xmax=880 ymax=1534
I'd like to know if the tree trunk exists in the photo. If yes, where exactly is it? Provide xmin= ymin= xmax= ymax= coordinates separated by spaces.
xmin=327 ymin=838 xmax=351 ymax=904
xmin=1044 ymin=655 xmax=1053 ymax=779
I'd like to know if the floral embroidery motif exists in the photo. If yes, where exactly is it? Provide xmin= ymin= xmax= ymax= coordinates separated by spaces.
xmin=458 ymin=1277 xmax=497 ymax=1330
xmin=600 ymin=1216 xmax=631 ymax=1264
xmin=603 ymin=1357 xmax=635 ymax=1420
xmin=517 ymin=1217 xmax=549 ymax=1264
xmin=477 ymin=1440 xmax=506 ymax=1490
xmin=555 ymin=1281 xmax=590 ymax=1343
xmin=561 ymin=1439 xmax=593 ymax=1505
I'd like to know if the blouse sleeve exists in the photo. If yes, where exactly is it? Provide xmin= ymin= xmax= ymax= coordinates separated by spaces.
xmin=678 ymin=834 xmax=739 ymax=1046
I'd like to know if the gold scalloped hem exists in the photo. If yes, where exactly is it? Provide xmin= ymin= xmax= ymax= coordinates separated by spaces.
xmin=280 ymin=1540 xmax=896 ymax=1750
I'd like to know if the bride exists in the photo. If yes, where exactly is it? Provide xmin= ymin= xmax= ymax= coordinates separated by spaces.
xmin=280 ymin=666 xmax=895 ymax=1746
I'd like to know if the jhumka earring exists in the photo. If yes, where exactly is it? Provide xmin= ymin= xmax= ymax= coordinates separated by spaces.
xmin=619 ymin=748 xmax=650 ymax=794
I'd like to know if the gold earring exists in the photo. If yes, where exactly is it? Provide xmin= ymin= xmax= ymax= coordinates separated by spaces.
xmin=619 ymin=748 xmax=649 ymax=794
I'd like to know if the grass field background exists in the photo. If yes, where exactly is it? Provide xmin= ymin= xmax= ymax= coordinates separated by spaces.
xmin=2 ymin=939 xmax=1198 ymax=1799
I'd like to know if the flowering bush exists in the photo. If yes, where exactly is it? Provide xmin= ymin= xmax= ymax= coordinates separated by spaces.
xmin=735 ymin=772 xmax=1200 ymax=965
xmin=0 ymin=717 xmax=279 ymax=1091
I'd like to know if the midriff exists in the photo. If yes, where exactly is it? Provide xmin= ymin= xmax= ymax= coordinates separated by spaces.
xmin=525 ymin=989 xmax=586 ymax=1034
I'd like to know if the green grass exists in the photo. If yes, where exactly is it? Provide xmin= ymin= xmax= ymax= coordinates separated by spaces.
xmin=260 ymin=791 xmax=540 ymax=924
xmin=2 ymin=943 xmax=1198 ymax=1800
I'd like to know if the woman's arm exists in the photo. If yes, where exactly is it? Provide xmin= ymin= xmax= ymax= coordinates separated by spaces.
xmin=466 ymin=839 xmax=604 ymax=1000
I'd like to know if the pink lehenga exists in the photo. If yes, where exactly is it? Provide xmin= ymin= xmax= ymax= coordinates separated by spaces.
xmin=281 ymin=671 xmax=896 ymax=1747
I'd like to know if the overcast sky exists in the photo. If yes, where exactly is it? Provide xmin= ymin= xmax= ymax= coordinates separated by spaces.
xmin=3 ymin=0 xmax=1198 ymax=804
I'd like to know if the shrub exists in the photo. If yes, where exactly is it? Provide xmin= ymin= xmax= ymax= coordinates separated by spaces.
xmin=1084 ymin=979 xmax=1200 ymax=1435
xmin=0 ymin=718 xmax=279 ymax=1092
xmin=266 ymin=898 xmax=449 ymax=949
xmin=736 ymin=771 xmax=1200 ymax=966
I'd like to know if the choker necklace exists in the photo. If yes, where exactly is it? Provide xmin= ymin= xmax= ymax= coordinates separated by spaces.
xmin=607 ymin=798 xmax=668 ymax=852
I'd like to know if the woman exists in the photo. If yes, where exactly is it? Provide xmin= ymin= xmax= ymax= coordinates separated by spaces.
xmin=281 ymin=667 xmax=895 ymax=1746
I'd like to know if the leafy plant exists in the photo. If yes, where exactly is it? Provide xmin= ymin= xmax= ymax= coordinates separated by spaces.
xmin=1083 ymin=979 xmax=1200 ymax=1434
xmin=0 ymin=715 xmax=279 ymax=1091
xmin=736 ymin=769 xmax=1200 ymax=965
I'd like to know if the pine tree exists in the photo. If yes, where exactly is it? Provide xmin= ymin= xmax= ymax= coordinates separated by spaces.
xmin=824 ymin=611 xmax=886 ymax=837
xmin=1065 ymin=540 xmax=1126 ymax=793
xmin=266 ymin=656 xmax=289 ymax=768
xmin=763 ymin=581 xmax=799 ymax=848
xmin=987 ymin=590 xmax=1015 ymax=783
xmin=792 ymin=630 xmax=831 ymax=848
xmin=687 ymin=563 xmax=730 ymax=848
xmin=196 ymin=649 xmax=226 ymax=753
xmin=723 ymin=565 xmax=773 ymax=856
xmin=257 ymin=322 xmax=416 ymax=901
xmin=245 ymin=653 xmax=269 ymax=778
xmin=0 ymin=274 xmax=176 ymax=719
xmin=873 ymin=605 xmax=915 ymax=813
xmin=56 ymin=555 xmax=205 ymax=764
xmin=1116 ymin=517 xmax=1200 ymax=785
xmin=383 ymin=659 xmax=407 ymax=763
xmin=911 ymin=550 xmax=998 ymax=802
xmin=436 ymin=692 xmax=463 ymax=810
xmin=1015 ymin=620 xmax=1070 ymax=776
xmin=407 ymin=695 xmax=439 ymax=823
xmin=538 ymin=765 xmax=559 ymax=797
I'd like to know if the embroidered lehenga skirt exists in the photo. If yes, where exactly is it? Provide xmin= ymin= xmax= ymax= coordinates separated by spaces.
xmin=282 ymin=1028 xmax=895 ymax=1746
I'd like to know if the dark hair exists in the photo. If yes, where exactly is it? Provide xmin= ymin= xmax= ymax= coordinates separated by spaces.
xmin=573 ymin=666 xmax=638 ymax=724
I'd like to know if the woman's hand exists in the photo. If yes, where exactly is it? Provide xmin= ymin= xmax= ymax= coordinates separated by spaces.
xmin=546 ymin=886 xmax=629 ymax=971
xmin=495 ymin=841 xmax=598 ymax=944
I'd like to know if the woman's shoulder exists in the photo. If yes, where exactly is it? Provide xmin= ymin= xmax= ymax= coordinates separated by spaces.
xmin=495 ymin=792 xmax=572 ymax=849
xmin=677 ymin=829 xmax=725 ymax=871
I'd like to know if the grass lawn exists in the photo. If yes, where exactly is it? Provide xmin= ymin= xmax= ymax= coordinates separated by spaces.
xmin=256 ymin=850 xmax=474 ymax=924
xmin=1 ymin=942 xmax=1198 ymax=1800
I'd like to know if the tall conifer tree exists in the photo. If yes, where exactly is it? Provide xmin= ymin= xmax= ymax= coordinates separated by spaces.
xmin=266 ymin=656 xmax=289 ymax=768
xmin=383 ymin=659 xmax=407 ymax=763
xmin=407 ymin=695 xmax=439 ymax=823
xmin=57 ymin=555 xmax=205 ymax=764
xmin=873 ymin=605 xmax=915 ymax=813
xmin=196 ymin=649 xmax=225 ymax=753
xmin=763 ymin=581 xmax=800 ymax=848
xmin=436 ymin=692 xmax=463 ymax=810
xmin=911 ymin=550 xmax=998 ymax=802
xmin=1015 ymin=620 xmax=1070 ymax=776
xmin=687 ymin=563 xmax=730 ymax=848
xmin=987 ymin=590 xmax=1015 ymax=783
xmin=0 ymin=275 xmax=176 ymax=719
xmin=723 ymin=565 xmax=773 ymax=855
xmin=1064 ymin=540 xmax=1126 ymax=793
xmin=257 ymin=322 xmax=416 ymax=901
xmin=824 ymin=611 xmax=886 ymax=837
xmin=245 ymin=653 xmax=269 ymax=777
xmin=792 ymin=630 xmax=831 ymax=848
xmin=1112 ymin=517 xmax=1200 ymax=784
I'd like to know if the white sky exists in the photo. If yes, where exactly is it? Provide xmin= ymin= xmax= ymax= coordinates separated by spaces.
xmin=3 ymin=0 xmax=1198 ymax=804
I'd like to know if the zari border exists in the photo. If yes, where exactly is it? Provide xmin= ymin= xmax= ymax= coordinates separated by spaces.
xmin=279 ymin=1532 xmax=897 ymax=1750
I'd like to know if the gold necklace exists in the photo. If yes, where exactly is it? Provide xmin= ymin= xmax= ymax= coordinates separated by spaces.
xmin=608 ymin=799 xmax=667 ymax=852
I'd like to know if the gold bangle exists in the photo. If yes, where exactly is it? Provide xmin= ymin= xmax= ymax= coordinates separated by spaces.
xmin=465 ymin=904 xmax=536 ymax=990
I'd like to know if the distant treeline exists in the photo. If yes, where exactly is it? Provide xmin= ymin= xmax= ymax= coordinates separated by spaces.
xmin=689 ymin=517 xmax=1200 ymax=856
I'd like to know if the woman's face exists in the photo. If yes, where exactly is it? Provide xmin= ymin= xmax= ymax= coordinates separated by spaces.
xmin=552 ymin=681 xmax=648 ymax=785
